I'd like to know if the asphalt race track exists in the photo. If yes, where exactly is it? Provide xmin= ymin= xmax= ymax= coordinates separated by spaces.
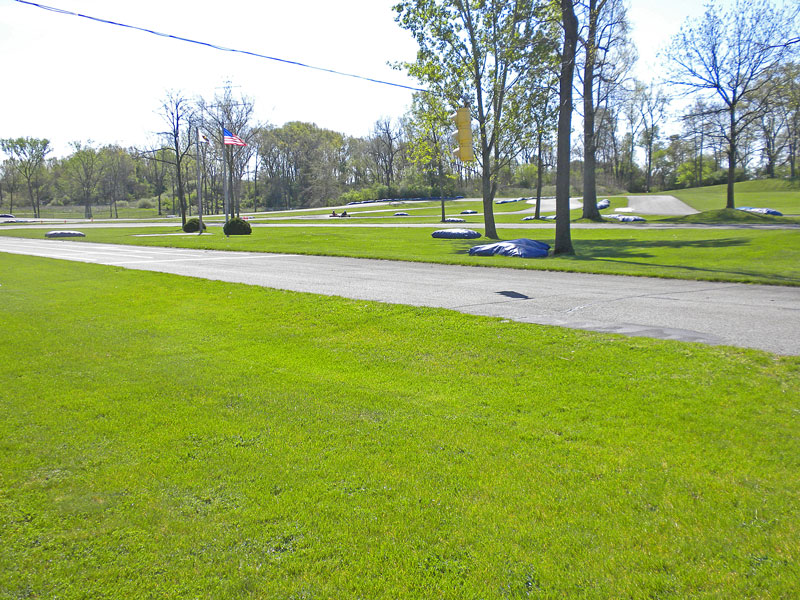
xmin=2 ymin=237 xmax=798 ymax=355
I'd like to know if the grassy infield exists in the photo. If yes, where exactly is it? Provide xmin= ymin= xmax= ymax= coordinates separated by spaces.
xmin=1 ymin=183 xmax=799 ymax=598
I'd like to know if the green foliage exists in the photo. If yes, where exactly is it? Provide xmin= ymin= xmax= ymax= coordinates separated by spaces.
xmin=338 ymin=184 xmax=391 ymax=204
xmin=182 ymin=217 xmax=206 ymax=233
xmin=137 ymin=198 xmax=155 ymax=209
xmin=223 ymin=217 xmax=251 ymax=235
xmin=394 ymin=0 xmax=560 ymax=238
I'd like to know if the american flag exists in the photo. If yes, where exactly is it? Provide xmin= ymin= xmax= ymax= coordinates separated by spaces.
xmin=223 ymin=128 xmax=247 ymax=146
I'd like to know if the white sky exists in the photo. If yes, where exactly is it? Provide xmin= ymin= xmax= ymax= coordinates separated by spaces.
xmin=0 ymin=0 xmax=725 ymax=157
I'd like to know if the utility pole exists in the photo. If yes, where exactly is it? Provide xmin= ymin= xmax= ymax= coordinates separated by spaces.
xmin=195 ymin=125 xmax=204 ymax=234
xmin=222 ymin=121 xmax=229 ymax=224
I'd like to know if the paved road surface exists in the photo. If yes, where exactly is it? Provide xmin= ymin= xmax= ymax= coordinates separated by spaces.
xmin=1 ymin=237 xmax=798 ymax=355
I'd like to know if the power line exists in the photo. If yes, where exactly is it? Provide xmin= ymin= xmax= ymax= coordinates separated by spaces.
xmin=13 ymin=0 xmax=428 ymax=93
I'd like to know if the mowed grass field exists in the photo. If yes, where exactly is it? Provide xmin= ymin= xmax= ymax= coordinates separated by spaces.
xmin=667 ymin=179 xmax=800 ymax=214
xmin=1 ymin=255 xmax=799 ymax=598
xmin=2 ymin=224 xmax=799 ymax=286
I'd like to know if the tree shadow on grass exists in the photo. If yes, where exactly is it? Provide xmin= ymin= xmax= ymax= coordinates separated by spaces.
xmin=567 ymin=238 xmax=800 ymax=285
xmin=451 ymin=236 xmax=751 ymax=259
xmin=450 ymin=236 xmax=800 ymax=285
xmin=571 ymin=236 xmax=750 ymax=259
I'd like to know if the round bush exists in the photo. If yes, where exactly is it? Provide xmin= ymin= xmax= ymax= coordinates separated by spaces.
xmin=182 ymin=218 xmax=207 ymax=233
xmin=223 ymin=217 xmax=252 ymax=236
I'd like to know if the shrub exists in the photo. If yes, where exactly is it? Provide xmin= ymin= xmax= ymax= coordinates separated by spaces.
xmin=182 ymin=218 xmax=207 ymax=233
xmin=137 ymin=198 xmax=155 ymax=209
xmin=223 ymin=217 xmax=251 ymax=236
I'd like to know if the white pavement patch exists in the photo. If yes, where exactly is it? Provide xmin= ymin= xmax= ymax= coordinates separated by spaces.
xmin=626 ymin=195 xmax=699 ymax=216
xmin=520 ymin=198 xmax=583 ymax=213
xmin=1 ymin=237 xmax=798 ymax=355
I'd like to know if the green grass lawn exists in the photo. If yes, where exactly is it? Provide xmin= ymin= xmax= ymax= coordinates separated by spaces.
xmin=2 ymin=224 xmax=799 ymax=286
xmin=1 ymin=254 xmax=798 ymax=598
xmin=667 ymin=180 xmax=800 ymax=214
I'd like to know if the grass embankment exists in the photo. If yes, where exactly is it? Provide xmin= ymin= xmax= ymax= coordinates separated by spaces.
xmin=2 ymin=224 xmax=798 ymax=286
xmin=664 ymin=208 xmax=800 ymax=226
xmin=667 ymin=179 xmax=800 ymax=214
xmin=1 ymin=255 xmax=798 ymax=598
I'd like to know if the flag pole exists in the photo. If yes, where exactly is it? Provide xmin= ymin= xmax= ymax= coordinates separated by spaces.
xmin=222 ymin=125 xmax=229 ymax=225
xmin=195 ymin=126 xmax=203 ymax=235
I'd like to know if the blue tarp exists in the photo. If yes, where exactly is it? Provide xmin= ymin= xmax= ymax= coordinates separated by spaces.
xmin=596 ymin=199 xmax=610 ymax=209
xmin=468 ymin=238 xmax=550 ymax=258
xmin=45 ymin=230 xmax=86 ymax=238
xmin=431 ymin=229 xmax=482 ymax=239
xmin=606 ymin=214 xmax=645 ymax=222
xmin=738 ymin=207 xmax=783 ymax=216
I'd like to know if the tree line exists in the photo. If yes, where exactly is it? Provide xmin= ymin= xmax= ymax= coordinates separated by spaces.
xmin=1 ymin=0 xmax=798 ymax=250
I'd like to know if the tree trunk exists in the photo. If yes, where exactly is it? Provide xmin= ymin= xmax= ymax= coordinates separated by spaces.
xmin=481 ymin=153 xmax=498 ymax=238
xmin=698 ymin=130 xmax=704 ymax=187
xmin=535 ymin=130 xmax=544 ymax=219
xmin=177 ymin=169 xmax=187 ymax=226
xmin=554 ymin=0 xmax=577 ymax=256
xmin=726 ymin=106 xmax=736 ymax=209
xmin=581 ymin=0 xmax=601 ymax=220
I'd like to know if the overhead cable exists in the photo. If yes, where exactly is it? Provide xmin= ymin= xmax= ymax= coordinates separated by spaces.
xmin=13 ymin=0 xmax=427 ymax=93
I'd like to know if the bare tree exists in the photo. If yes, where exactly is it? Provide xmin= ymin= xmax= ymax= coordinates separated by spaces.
xmin=369 ymin=117 xmax=405 ymax=193
xmin=159 ymin=91 xmax=194 ymax=226
xmin=198 ymin=87 xmax=255 ymax=219
xmin=140 ymin=145 xmax=169 ymax=215
xmin=634 ymin=81 xmax=668 ymax=192
xmin=665 ymin=0 xmax=799 ymax=208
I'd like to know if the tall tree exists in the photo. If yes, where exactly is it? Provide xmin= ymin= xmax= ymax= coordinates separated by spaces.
xmin=776 ymin=61 xmax=800 ymax=178
xmin=63 ymin=141 xmax=103 ymax=218
xmin=0 ymin=158 xmax=20 ymax=214
xmin=395 ymin=0 xmax=556 ymax=239
xmin=577 ymin=0 xmax=632 ymax=218
xmin=635 ymin=81 xmax=668 ymax=192
xmin=665 ymin=0 xmax=798 ymax=208
xmin=141 ymin=145 xmax=169 ymax=215
xmin=198 ymin=86 xmax=255 ymax=219
xmin=369 ymin=118 xmax=405 ymax=193
xmin=0 ymin=137 xmax=51 ymax=218
xmin=100 ymin=145 xmax=136 ymax=218
xmin=159 ymin=91 xmax=193 ymax=226
xmin=529 ymin=79 xmax=559 ymax=219
xmin=554 ymin=0 xmax=578 ymax=255
xmin=405 ymin=92 xmax=459 ymax=220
